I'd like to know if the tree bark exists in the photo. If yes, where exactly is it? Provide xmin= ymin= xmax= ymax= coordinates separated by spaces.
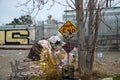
xmin=86 ymin=0 xmax=95 ymax=72
xmin=75 ymin=0 xmax=101 ymax=79
xmin=75 ymin=0 xmax=86 ymax=74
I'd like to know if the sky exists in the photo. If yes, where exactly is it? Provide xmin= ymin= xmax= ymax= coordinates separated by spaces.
xmin=0 ymin=0 xmax=120 ymax=25
xmin=0 ymin=0 xmax=68 ymax=25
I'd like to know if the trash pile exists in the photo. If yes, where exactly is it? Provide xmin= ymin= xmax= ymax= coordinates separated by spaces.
xmin=9 ymin=35 xmax=78 ymax=80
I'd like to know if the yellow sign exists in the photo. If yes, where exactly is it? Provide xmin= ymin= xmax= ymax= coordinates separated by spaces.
xmin=58 ymin=21 xmax=78 ymax=41
xmin=58 ymin=21 xmax=78 ymax=35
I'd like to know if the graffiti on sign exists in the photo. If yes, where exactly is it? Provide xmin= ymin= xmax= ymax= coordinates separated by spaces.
xmin=0 ymin=30 xmax=29 ymax=45
xmin=58 ymin=21 xmax=78 ymax=34
xmin=62 ymin=42 xmax=74 ymax=53
xmin=58 ymin=21 xmax=78 ymax=41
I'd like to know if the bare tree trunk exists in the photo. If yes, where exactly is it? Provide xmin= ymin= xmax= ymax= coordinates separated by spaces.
xmin=75 ymin=0 xmax=86 ymax=74
xmin=91 ymin=5 xmax=101 ymax=71
xmin=75 ymin=1 xmax=101 ymax=80
xmin=86 ymin=0 xmax=95 ymax=72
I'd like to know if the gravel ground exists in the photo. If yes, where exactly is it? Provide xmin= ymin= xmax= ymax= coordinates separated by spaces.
xmin=0 ymin=49 xmax=120 ymax=80
xmin=94 ymin=51 xmax=120 ymax=75
xmin=0 ymin=49 xmax=30 ymax=80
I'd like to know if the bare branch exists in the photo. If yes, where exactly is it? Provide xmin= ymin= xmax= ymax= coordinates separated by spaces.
xmin=66 ymin=0 xmax=75 ymax=9
xmin=16 ymin=0 xmax=32 ymax=7
xmin=54 ymin=0 xmax=67 ymax=6
xmin=101 ymin=17 xmax=112 ymax=32
xmin=47 ymin=0 xmax=55 ymax=10
xmin=32 ymin=8 xmax=41 ymax=19
xmin=112 ymin=1 xmax=120 ymax=7
xmin=16 ymin=0 xmax=50 ymax=19
xmin=83 ymin=0 xmax=89 ymax=27
xmin=70 ymin=0 xmax=75 ymax=6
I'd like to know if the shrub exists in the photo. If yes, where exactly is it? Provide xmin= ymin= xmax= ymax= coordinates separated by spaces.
xmin=113 ymin=74 xmax=120 ymax=80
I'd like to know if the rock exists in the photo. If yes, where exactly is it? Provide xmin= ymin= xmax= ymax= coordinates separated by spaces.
xmin=102 ymin=77 xmax=113 ymax=80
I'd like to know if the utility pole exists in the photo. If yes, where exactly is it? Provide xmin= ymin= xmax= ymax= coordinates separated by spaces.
xmin=106 ymin=0 xmax=108 ymax=7
xmin=110 ymin=0 xmax=112 ymax=7
xmin=106 ymin=0 xmax=113 ymax=7
xmin=116 ymin=16 xmax=119 ymax=50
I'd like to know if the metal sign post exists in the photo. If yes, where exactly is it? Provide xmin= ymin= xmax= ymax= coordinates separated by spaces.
xmin=58 ymin=20 xmax=78 ymax=80
xmin=58 ymin=20 xmax=78 ymax=65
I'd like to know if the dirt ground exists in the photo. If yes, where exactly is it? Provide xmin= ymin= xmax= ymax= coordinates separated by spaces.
xmin=0 ymin=50 xmax=29 ymax=80
xmin=0 ymin=49 xmax=120 ymax=80
xmin=94 ymin=51 xmax=120 ymax=75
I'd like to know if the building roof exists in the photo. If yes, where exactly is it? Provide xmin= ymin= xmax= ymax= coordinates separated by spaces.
xmin=0 ymin=25 xmax=34 ymax=30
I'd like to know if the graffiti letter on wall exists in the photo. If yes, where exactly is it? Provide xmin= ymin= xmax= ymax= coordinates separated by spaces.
xmin=0 ymin=31 xmax=5 ymax=44
xmin=0 ymin=30 xmax=29 ymax=45
xmin=6 ymin=30 xmax=29 ymax=45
